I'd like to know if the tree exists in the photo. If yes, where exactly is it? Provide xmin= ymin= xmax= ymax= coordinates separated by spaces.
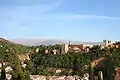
xmin=1 ymin=66 xmax=6 ymax=80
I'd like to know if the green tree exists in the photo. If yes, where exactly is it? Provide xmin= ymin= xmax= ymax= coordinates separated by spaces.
xmin=1 ymin=66 xmax=6 ymax=80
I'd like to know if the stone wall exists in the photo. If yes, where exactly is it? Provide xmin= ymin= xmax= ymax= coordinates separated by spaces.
xmin=115 ymin=68 xmax=120 ymax=80
xmin=30 ymin=75 xmax=83 ymax=80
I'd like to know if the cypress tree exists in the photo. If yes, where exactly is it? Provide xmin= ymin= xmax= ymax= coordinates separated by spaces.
xmin=1 ymin=67 xmax=6 ymax=80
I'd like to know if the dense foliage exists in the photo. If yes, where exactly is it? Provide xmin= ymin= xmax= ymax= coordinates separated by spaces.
xmin=0 ymin=39 xmax=30 ymax=80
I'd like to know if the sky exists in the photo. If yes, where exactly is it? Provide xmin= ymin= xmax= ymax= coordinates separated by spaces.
xmin=0 ymin=0 xmax=120 ymax=42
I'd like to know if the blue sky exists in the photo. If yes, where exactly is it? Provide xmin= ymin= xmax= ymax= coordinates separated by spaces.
xmin=0 ymin=0 xmax=120 ymax=41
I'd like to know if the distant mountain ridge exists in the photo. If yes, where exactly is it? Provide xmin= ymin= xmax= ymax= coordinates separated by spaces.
xmin=10 ymin=38 xmax=102 ymax=46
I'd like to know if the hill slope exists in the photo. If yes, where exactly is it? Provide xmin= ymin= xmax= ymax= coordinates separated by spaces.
xmin=0 ymin=38 xmax=30 ymax=54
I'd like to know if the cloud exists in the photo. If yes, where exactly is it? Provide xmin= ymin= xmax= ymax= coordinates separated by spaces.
xmin=0 ymin=0 xmax=62 ymax=16
xmin=0 ymin=1 xmax=62 ymax=26
xmin=66 ymin=14 xmax=120 ymax=19
xmin=40 ymin=14 xmax=120 ymax=20
xmin=0 ymin=0 xmax=120 ymax=29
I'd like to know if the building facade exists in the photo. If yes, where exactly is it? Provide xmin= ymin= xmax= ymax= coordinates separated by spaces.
xmin=61 ymin=44 xmax=94 ymax=54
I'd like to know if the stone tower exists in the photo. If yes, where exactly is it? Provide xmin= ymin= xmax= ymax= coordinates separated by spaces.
xmin=103 ymin=40 xmax=112 ymax=47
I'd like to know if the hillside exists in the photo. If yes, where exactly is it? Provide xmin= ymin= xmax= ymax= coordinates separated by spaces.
xmin=0 ymin=38 xmax=15 ymax=45
xmin=0 ymin=38 xmax=30 ymax=54
xmin=0 ymin=38 xmax=30 ymax=79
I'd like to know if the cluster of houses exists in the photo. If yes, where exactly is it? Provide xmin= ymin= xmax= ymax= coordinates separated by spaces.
xmin=42 ymin=40 xmax=120 ymax=54
xmin=62 ymin=40 xmax=120 ymax=54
